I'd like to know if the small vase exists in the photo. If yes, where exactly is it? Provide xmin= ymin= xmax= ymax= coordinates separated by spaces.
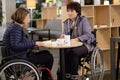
xmin=104 ymin=0 xmax=110 ymax=5
xmin=94 ymin=0 xmax=100 ymax=5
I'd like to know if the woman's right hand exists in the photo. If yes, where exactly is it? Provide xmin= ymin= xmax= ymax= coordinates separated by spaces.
xmin=61 ymin=34 xmax=65 ymax=38
xmin=35 ymin=41 xmax=44 ymax=46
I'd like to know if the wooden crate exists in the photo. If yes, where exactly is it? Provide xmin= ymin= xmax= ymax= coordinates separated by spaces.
xmin=41 ymin=6 xmax=57 ymax=19
xmin=113 ymin=0 xmax=120 ymax=4
xmin=110 ymin=5 xmax=120 ymax=26
xmin=94 ymin=5 xmax=110 ymax=26
xmin=96 ymin=28 xmax=110 ymax=50
xmin=26 ymin=0 xmax=36 ymax=9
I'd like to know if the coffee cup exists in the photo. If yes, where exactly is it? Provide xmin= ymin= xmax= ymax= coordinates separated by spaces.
xmin=64 ymin=35 xmax=70 ymax=44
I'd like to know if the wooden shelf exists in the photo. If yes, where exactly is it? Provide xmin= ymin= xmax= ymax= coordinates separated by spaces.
xmin=95 ymin=26 xmax=110 ymax=29
xmin=111 ymin=27 xmax=119 ymax=37
xmin=94 ymin=5 xmax=110 ymax=26
xmin=41 ymin=6 xmax=57 ymax=19
xmin=96 ymin=28 xmax=110 ymax=50
xmin=100 ymin=47 xmax=110 ymax=51
xmin=81 ymin=5 xmax=94 ymax=17
xmin=110 ymin=5 xmax=120 ymax=26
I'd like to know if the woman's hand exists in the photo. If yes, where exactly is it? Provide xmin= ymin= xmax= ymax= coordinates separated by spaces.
xmin=35 ymin=41 xmax=44 ymax=46
xmin=70 ymin=38 xmax=80 ymax=42
xmin=61 ymin=34 xmax=65 ymax=38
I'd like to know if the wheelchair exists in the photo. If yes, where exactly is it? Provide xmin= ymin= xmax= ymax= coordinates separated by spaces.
xmin=79 ymin=29 xmax=104 ymax=80
xmin=57 ymin=29 xmax=104 ymax=80
xmin=0 ymin=41 xmax=54 ymax=80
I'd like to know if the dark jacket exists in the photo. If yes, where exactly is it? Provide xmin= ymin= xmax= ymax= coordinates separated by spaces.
xmin=3 ymin=22 xmax=35 ymax=59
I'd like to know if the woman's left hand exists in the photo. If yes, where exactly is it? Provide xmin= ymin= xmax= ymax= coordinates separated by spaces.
xmin=71 ymin=38 xmax=80 ymax=42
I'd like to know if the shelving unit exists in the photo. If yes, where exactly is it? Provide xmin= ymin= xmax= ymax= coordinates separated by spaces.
xmin=110 ymin=5 xmax=120 ymax=27
xmin=94 ymin=5 xmax=110 ymax=26
xmin=61 ymin=4 xmax=120 ymax=70
xmin=81 ymin=5 xmax=94 ymax=28
xmin=35 ymin=6 xmax=57 ymax=29
xmin=96 ymin=28 xmax=110 ymax=50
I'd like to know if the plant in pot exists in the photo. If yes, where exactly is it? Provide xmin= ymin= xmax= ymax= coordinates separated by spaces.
xmin=32 ymin=3 xmax=42 ymax=27
xmin=33 ymin=3 xmax=42 ymax=19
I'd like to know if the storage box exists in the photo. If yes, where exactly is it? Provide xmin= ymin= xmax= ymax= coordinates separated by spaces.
xmin=113 ymin=0 xmax=120 ymax=4
xmin=41 ymin=7 xmax=57 ymax=19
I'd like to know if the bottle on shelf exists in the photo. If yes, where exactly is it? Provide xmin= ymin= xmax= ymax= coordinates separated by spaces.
xmin=94 ymin=0 xmax=101 ymax=5
xmin=80 ymin=0 xmax=85 ymax=6
xmin=104 ymin=0 xmax=110 ymax=5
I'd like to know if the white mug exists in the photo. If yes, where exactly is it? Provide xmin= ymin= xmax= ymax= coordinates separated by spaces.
xmin=64 ymin=35 xmax=70 ymax=44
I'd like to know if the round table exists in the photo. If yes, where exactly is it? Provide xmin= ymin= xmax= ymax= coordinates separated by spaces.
xmin=42 ymin=41 xmax=83 ymax=80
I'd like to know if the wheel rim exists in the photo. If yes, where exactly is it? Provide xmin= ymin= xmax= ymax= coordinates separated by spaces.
xmin=0 ymin=60 xmax=40 ymax=80
xmin=91 ymin=47 xmax=104 ymax=80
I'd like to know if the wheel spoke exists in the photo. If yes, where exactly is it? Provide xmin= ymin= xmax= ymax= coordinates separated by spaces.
xmin=0 ymin=59 xmax=40 ymax=80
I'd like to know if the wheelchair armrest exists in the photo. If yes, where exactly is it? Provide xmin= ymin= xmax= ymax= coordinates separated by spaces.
xmin=35 ymin=29 xmax=51 ymax=40
xmin=0 ymin=41 xmax=3 ymax=45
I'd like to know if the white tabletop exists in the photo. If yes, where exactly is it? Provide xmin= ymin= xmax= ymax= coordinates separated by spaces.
xmin=42 ymin=40 xmax=83 ymax=48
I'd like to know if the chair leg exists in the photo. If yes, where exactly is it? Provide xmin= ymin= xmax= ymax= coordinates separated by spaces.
xmin=116 ymin=53 xmax=120 ymax=80
xmin=116 ymin=45 xmax=120 ymax=80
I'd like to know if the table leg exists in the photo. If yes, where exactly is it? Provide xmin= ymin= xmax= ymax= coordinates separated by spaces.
xmin=110 ymin=39 xmax=116 ymax=80
xmin=116 ymin=46 xmax=120 ymax=80
xmin=31 ymin=32 xmax=34 ymax=40
xmin=59 ymin=48 xmax=65 ymax=80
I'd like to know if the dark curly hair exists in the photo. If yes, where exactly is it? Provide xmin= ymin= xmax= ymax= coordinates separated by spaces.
xmin=67 ymin=2 xmax=81 ymax=16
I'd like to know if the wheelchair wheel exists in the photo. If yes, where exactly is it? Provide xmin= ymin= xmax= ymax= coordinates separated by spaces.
xmin=0 ymin=59 xmax=40 ymax=80
xmin=91 ymin=47 xmax=104 ymax=80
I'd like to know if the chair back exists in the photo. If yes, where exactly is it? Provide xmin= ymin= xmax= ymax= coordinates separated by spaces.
xmin=91 ymin=29 xmax=97 ymax=47
xmin=1 ymin=44 xmax=10 ymax=59
xmin=0 ymin=41 xmax=27 ymax=63
xmin=0 ymin=41 xmax=11 ymax=64
xmin=45 ymin=19 xmax=62 ymax=31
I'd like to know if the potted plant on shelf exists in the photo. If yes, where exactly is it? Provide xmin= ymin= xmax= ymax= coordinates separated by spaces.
xmin=33 ymin=3 xmax=42 ymax=19
xmin=31 ymin=3 xmax=42 ymax=27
